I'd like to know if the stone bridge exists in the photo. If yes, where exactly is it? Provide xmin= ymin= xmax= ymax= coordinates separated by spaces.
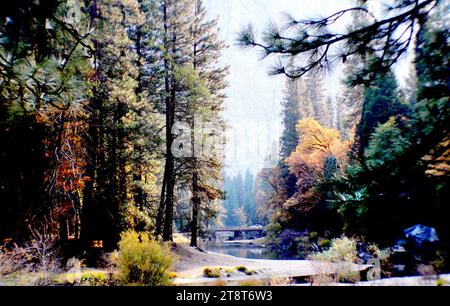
xmin=206 ymin=226 xmax=266 ymax=240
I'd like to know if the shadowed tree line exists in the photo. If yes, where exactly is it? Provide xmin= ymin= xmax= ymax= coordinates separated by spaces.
xmin=0 ymin=0 xmax=228 ymax=251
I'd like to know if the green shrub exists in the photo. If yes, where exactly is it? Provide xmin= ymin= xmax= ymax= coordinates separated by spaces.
xmin=318 ymin=239 xmax=332 ymax=249
xmin=309 ymin=236 xmax=358 ymax=263
xmin=116 ymin=231 xmax=175 ymax=286
xmin=203 ymin=267 xmax=221 ymax=278
xmin=309 ymin=236 xmax=360 ymax=284
xmin=266 ymin=222 xmax=282 ymax=242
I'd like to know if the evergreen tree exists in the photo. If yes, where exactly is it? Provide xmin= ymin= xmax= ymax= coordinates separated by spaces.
xmin=238 ymin=0 xmax=439 ymax=83
xmin=155 ymin=0 xmax=197 ymax=241
xmin=280 ymin=79 xmax=302 ymax=164
xmin=187 ymin=0 xmax=228 ymax=246
xmin=243 ymin=170 xmax=256 ymax=225
xmin=355 ymin=70 xmax=408 ymax=159
xmin=81 ymin=0 xmax=145 ymax=249
xmin=327 ymin=4 xmax=449 ymax=241
xmin=403 ymin=63 xmax=418 ymax=106
xmin=336 ymin=0 xmax=368 ymax=139
xmin=0 ymin=0 xmax=91 ymax=242
xmin=303 ymin=71 xmax=330 ymax=127
xmin=223 ymin=175 xmax=239 ymax=226
xmin=123 ymin=0 xmax=164 ymax=232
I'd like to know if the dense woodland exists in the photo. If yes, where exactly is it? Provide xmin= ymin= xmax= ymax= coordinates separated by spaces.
xmin=245 ymin=0 xmax=449 ymax=257
xmin=0 ymin=0 xmax=227 ymax=250
xmin=0 ymin=0 xmax=449 ymax=283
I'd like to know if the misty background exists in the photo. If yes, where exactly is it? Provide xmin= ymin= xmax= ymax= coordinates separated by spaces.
xmin=204 ymin=0 xmax=414 ymax=176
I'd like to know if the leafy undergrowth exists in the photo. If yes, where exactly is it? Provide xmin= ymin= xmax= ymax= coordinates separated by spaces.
xmin=1 ymin=230 xmax=179 ymax=286
xmin=115 ymin=231 xmax=177 ymax=286
xmin=0 ymin=269 xmax=113 ymax=286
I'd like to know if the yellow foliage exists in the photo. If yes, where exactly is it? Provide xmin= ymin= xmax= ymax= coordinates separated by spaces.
xmin=203 ymin=267 xmax=222 ymax=278
xmin=116 ymin=231 xmax=177 ymax=286
xmin=173 ymin=233 xmax=190 ymax=245
xmin=423 ymin=135 xmax=450 ymax=177
xmin=287 ymin=118 xmax=349 ymax=177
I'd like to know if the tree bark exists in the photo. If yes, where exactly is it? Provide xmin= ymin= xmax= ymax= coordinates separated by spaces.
xmin=155 ymin=168 xmax=167 ymax=237
xmin=161 ymin=0 xmax=175 ymax=242
xmin=190 ymin=171 xmax=200 ymax=247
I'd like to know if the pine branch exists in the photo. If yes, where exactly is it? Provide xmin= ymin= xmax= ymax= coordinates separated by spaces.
xmin=238 ymin=0 xmax=438 ymax=82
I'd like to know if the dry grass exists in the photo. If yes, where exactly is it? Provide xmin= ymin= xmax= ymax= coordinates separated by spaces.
xmin=265 ymin=275 xmax=293 ymax=286
xmin=238 ymin=279 xmax=266 ymax=286
xmin=203 ymin=267 xmax=222 ymax=278
xmin=0 ymin=225 xmax=60 ymax=280
xmin=417 ymin=264 xmax=438 ymax=285
xmin=308 ymin=261 xmax=338 ymax=286
xmin=173 ymin=234 xmax=190 ymax=245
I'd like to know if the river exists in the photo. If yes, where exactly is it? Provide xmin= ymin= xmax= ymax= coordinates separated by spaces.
xmin=200 ymin=240 xmax=278 ymax=260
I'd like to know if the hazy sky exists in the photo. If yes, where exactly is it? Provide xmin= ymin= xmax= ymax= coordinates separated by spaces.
xmin=203 ymin=0 xmax=413 ymax=176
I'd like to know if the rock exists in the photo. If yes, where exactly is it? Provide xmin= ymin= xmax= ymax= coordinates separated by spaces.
xmin=391 ymin=245 xmax=406 ymax=253
xmin=404 ymin=224 xmax=439 ymax=248
xmin=394 ymin=264 xmax=406 ymax=273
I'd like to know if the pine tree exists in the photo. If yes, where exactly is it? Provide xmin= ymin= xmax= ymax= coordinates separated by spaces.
xmin=81 ymin=0 xmax=144 ymax=248
xmin=154 ymin=0 xmax=197 ymax=241
xmin=152 ymin=0 xmax=227 ymax=243
xmin=243 ymin=170 xmax=256 ymax=225
xmin=223 ymin=175 xmax=239 ymax=226
xmin=280 ymin=80 xmax=302 ymax=163
xmin=0 ymin=0 xmax=91 ymax=241
xmin=122 ymin=0 xmax=164 ymax=231
xmin=355 ymin=70 xmax=408 ymax=159
xmin=187 ymin=0 xmax=228 ymax=246
xmin=303 ymin=71 xmax=330 ymax=127
xmin=336 ymin=0 xmax=368 ymax=139
xmin=404 ymin=63 xmax=418 ymax=106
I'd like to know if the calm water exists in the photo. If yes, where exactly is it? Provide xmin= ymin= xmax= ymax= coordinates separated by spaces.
xmin=200 ymin=241 xmax=278 ymax=260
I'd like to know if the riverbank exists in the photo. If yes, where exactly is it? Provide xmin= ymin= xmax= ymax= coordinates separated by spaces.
xmin=171 ymin=243 xmax=367 ymax=285
xmin=171 ymin=244 xmax=450 ymax=286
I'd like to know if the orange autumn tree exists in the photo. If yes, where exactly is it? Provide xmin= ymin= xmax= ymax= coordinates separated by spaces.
xmin=286 ymin=118 xmax=349 ymax=213
xmin=39 ymin=109 xmax=90 ymax=241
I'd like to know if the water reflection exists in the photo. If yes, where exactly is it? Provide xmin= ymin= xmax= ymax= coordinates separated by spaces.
xmin=200 ymin=241 xmax=278 ymax=260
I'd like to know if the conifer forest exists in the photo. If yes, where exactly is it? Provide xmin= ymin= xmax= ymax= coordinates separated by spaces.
xmin=0 ymin=0 xmax=449 ymax=288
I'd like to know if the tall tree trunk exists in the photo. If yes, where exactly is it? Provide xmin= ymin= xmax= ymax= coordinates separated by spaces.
xmin=155 ymin=169 xmax=167 ymax=237
xmin=161 ymin=1 xmax=176 ymax=242
xmin=81 ymin=96 xmax=99 ymax=244
xmin=133 ymin=25 xmax=146 ymax=224
xmin=162 ymin=91 xmax=175 ymax=241
xmin=190 ymin=171 xmax=200 ymax=247
xmin=81 ymin=0 xmax=100 ymax=246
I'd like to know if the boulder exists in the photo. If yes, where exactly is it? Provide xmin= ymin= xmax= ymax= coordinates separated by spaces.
xmin=404 ymin=224 xmax=439 ymax=248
